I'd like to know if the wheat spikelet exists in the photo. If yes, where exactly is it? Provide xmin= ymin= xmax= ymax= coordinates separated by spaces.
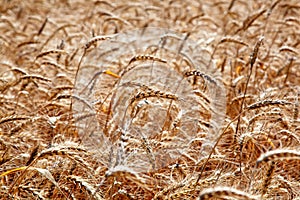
xmin=0 ymin=115 xmax=31 ymax=125
xmin=130 ymin=88 xmax=178 ymax=105
xmin=250 ymin=36 xmax=264 ymax=68
xmin=247 ymin=99 xmax=292 ymax=110
xmin=84 ymin=34 xmax=117 ymax=49
xmin=261 ymin=161 xmax=276 ymax=198
xmin=220 ymin=37 xmax=249 ymax=47
xmin=184 ymin=70 xmax=217 ymax=85
xmin=128 ymin=55 xmax=167 ymax=65
xmin=199 ymin=186 xmax=257 ymax=200
xmin=35 ymin=49 xmax=68 ymax=60
xmin=257 ymin=149 xmax=300 ymax=163
xmin=20 ymin=74 xmax=51 ymax=83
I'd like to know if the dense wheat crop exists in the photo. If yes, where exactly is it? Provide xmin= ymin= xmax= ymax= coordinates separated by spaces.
xmin=0 ymin=0 xmax=299 ymax=199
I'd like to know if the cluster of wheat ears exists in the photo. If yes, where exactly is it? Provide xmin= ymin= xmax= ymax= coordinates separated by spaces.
xmin=0 ymin=0 xmax=299 ymax=199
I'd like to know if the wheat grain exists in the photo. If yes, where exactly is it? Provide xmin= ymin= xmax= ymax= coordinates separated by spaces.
xmin=84 ymin=34 xmax=117 ymax=49
xmin=128 ymin=55 xmax=167 ymax=65
xmin=247 ymin=99 xmax=292 ymax=110
xmin=220 ymin=37 xmax=249 ymax=47
xmin=20 ymin=74 xmax=51 ymax=83
xmin=261 ymin=161 xmax=275 ymax=198
xmin=0 ymin=115 xmax=31 ymax=125
xmin=54 ymin=94 xmax=72 ymax=101
xmin=250 ymin=36 xmax=264 ymax=68
xmin=36 ymin=49 xmax=68 ymax=60
xmin=184 ymin=70 xmax=217 ymax=85
xmin=130 ymin=89 xmax=178 ymax=105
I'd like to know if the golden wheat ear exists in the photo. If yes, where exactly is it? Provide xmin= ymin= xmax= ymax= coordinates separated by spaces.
xmin=256 ymin=149 xmax=300 ymax=164
xmin=199 ymin=186 xmax=257 ymax=200
xmin=260 ymin=161 xmax=276 ymax=198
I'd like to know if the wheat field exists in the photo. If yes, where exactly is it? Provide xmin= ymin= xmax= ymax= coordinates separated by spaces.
xmin=0 ymin=0 xmax=299 ymax=199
